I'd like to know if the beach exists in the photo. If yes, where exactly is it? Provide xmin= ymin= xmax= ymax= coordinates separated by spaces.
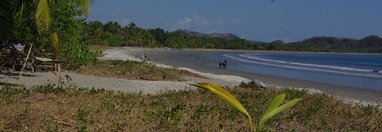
xmin=0 ymin=48 xmax=250 ymax=95
xmin=1 ymin=47 xmax=381 ymax=107
xmin=101 ymin=47 xmax=382 ymax=106
xmin=2 ymin=46 xmax=382 ymax=131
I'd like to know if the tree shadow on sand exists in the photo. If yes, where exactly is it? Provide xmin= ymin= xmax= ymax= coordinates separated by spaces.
xmin=0 ymin=71 xmax=38 ymax=78
xmin=0 ymin=82 xmax=23 ymax=87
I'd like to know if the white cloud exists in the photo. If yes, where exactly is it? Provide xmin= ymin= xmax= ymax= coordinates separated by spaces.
xmin=178 ymin=17 xmax=193 ymax=29
xmin=176 ymin=15 xmax=225 ymax=31
xmin=231 ymin=18 xmax=247 ymax=24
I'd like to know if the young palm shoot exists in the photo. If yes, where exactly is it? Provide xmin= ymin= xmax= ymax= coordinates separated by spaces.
xmin=257 ymin=93 xmax=302 ymax=131
xmin=191 ymin=83 xmax=302 ymax=132
xmin=191 ymin=83 xmax=253 ymax=131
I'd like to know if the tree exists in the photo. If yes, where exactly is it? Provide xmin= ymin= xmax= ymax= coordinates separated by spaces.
xmin=149 ymin=28 xmax=167 ymax=44
xmin=17 ymin=0 xmax=91 ymax=31
xmin=47 ymin=0 xmax=96 ymax=67
xmin=84 ymin=21 xmax=104 ymax=44
xmin=126 ymin=23 xmax=157 ymax=47
xmin=14 ymin=0 xmax=91 ymax=53
xmin=104 ymin=22 xmax=122 ymax=33
xmin=0 ymin=0 xmax=96 ymax=68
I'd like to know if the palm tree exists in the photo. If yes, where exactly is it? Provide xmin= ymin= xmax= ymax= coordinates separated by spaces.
xmin=14 ymin=0 xmax=92 ymax=50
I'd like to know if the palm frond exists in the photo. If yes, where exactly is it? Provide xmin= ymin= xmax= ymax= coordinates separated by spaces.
xmin=257 ymin=93 xmax=302 ymax=131
xmin=73 ymin=0 xmax=92 ymax=17
xmin=35 ymin=0 xmax=51 ymax=31
xmin=191 ymin=83 xmax=253 ymax=131
xmin=14 ymin=1 xmax=25 ymax=27
xmin=51 ymin=32 xmax=59 ymax=51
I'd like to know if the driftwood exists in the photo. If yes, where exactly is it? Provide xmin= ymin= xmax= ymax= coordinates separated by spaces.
xmin=18 ymin=43 xmax=33 ymax=79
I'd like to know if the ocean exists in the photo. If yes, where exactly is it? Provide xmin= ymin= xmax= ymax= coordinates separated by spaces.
xmin=179 ymin=51 xmax=382 ymax=91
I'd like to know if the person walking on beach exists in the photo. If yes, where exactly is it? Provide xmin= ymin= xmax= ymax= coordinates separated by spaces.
xmin=142 ymin=53 xmax=149 ymax=62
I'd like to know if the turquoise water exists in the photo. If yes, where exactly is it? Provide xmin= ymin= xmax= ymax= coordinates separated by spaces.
xmin=180 ymin=51 xmax=382 ymax=91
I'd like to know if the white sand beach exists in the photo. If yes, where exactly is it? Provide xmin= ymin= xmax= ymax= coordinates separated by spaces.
xmin=100 ymin=47 xmax=382 ymax=108
xmin=1 ymin=47 xmax=381 ymax=109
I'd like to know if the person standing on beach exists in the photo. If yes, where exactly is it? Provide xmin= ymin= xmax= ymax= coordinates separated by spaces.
xmin=142 ymin=53 xmax=148 ymax=62
xmin=219 ymin=60 xmax=223 ymax=68
xmin=223 ymin=60 xmax=228 ymax=68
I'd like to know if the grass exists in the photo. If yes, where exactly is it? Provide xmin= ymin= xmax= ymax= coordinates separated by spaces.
xmin=1 ymin=84 xmax=381 ymax=131
xmin=88 ymin=45 xmax=109 ymax=52
xmin=74 ymin=60 xmax=201 ymax=81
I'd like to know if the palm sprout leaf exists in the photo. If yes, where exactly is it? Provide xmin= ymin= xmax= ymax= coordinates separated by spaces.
xmin=258 ymin=98 xmax=302 ymax=130
xmin=51 ymin=32 xmax=59 ymax=50
xmin=14 ymin=1 xmax=25 ymax=27
xmin=197 ymin=83 xmax=242 ymax=104
xmin=263 ymin=93 xmax=285 ymax=117
xmin=191 ymin=83 xmax=249 ymax=115
xmin=191 ymin=83 xmax=253 ymax=130
xmin=35 ymin=0 xmax=51 ymax=31
xmin=73 ymin=0 xmax=92 ymax=17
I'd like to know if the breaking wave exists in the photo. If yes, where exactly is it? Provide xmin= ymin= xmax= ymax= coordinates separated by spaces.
xmin=224 ymin=54 xmax=382 ymax=79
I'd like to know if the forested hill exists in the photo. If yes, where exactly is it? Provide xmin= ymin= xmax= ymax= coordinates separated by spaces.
xmin=174 ymin=29 xmax=240 ymax=40
xmin=292 ymin=35 xmax=382 ymax=53
xmin=84 ymin=21 xmax=382 ymax=53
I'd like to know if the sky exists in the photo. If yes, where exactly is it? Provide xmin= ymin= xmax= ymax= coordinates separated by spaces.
xmin=88 ymin=0 xmax=382 ymax=42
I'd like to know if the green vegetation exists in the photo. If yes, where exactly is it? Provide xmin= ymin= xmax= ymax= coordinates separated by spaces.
xmin=74 ymin=60 xmax=201 ymax=81
xmin=84 ymin=21 xmax=252 ymax=49
xmin=1 ymin=0 xmax=95 ymax=68
xmin=84 ymin=21 xmax=382 ymax=53
xmin=1 ymin=84 xmax=381 ymax=131
xmin=191 ymin=83 xmax=301 ymax=131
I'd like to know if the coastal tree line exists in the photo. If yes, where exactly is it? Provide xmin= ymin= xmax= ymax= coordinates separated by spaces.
xmin=1 ymin=0 xmax=95 ymax=68
xmin=84 ymin=21 xmax=382 ymax=53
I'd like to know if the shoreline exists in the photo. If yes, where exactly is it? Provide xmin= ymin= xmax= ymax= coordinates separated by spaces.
xmin=178 ymin=47 xmax=382 ymax=55
xmin=101 ymin=47 xmax=382 ymax=107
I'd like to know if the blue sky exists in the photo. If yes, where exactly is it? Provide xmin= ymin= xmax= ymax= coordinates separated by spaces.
xmin=88 ymin=0 xmax=382 ymax=42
